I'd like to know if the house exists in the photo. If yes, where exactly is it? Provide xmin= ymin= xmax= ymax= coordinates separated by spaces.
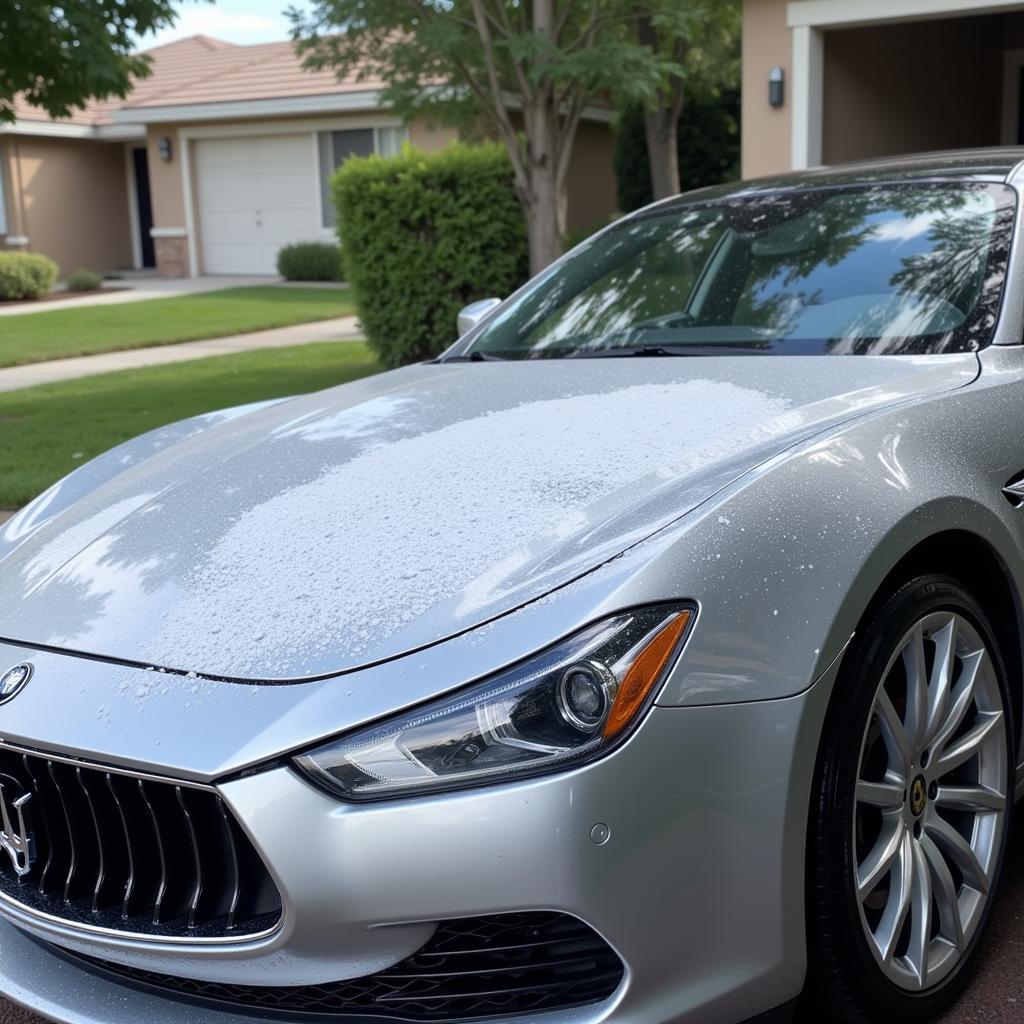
xmin=743 ymin=0 xmax=1024 ymax=178
xmin=0 ymin=36 xmax=616 ymax=278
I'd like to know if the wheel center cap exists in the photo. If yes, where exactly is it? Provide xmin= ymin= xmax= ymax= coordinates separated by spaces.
xmin=909 ymin=774 xmax=927 ymax=817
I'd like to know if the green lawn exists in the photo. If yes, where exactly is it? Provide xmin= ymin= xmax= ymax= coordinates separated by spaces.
xmin=0 ymin=287 xmax=356 ymax=368
xmin=0 ymin=341 xmax=384 ymax=510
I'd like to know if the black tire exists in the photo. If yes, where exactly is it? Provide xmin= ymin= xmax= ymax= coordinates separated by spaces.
xmin=805 ymin=574 xmax=1014 ymax=1023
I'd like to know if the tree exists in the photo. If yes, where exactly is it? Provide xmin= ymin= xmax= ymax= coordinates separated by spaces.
xmin=0 ymin=1 xmax=188 ymax=123
xmin=614 ymin=85 xmax=740 ymax=212
xmin=290 ymin=1 xmax=681 ymax=274
xmin=633 ymin=0 xmax=739 ymax=201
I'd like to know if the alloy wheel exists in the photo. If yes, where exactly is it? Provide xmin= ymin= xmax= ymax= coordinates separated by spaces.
xmin=854 ymin=611 xmax=1007 ymax=992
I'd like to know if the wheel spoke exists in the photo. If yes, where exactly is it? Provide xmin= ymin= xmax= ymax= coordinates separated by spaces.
xmin=903 ymin=623 xmax=930 ymax=752
xmin=930 ymin=649 xmax=983 ymax=758
xmin=921 ymin=833 xmax=964 ymax=951
xmin=875 ymin=688 xmax=912 ymax=777
xmin=904 ymin=838 xmax=933 ymax=988
xmin=874 ymin=828 xmax=914 ymax=963
xmin=858 ymin=817 xmax=904 ymax=899
xmin=857 ymin=778 xmax=905 ymax=809
xmin=924 ymin=618 xmax=956 ymax=748
xmin=934 ymin=784 xmax=1004 ymax=813
xmin=925 ymin=814 xmax=990 ymax=894
xmin=933 ymin=711 xmax=1003 ymax=778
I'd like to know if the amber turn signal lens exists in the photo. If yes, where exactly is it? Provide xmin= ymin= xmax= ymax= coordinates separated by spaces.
xmin=603 ymin=610 xmax=691 ymax=739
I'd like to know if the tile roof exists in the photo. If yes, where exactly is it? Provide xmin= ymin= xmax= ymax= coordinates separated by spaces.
xmin=10 ymin=34 xmax=385 ymax=126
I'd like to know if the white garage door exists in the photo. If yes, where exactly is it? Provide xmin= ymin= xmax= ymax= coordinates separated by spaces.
xmin=195 ymin=135 xmax=320 ymax=275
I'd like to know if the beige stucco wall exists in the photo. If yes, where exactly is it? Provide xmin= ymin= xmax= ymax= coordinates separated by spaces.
xmin=741 ymin=0 xmax=792 ymax=179
xmin=2 ymin=135 xmax=132 ymax=274
xmin=822 ymin=17 xmax=1003 ymax=164
xmin=146 ymin=126 xmax=186 ymax=230
xmin=409 ymin=118 xmax=458 ymax=152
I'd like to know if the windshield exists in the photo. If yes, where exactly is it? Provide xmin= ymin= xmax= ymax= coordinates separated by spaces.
xmin=453 ymin=183 xmax=1015 ymax=359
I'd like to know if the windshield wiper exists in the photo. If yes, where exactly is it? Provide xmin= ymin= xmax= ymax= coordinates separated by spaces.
xmin=443 ymin=350 xmax=508 ymax=362
xmin=569 ymin=343 xmax=766 ymax=358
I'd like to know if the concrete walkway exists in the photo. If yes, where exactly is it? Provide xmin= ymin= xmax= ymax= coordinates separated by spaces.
xmin=0 ymin=274 xmax=293 ymax=318
xmin=0 ymin=316 xmax=362 ymax=393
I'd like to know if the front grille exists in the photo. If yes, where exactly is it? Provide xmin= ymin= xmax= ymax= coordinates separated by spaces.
xmin=74 ymin=912 xmax=625 ymax=1020
xmin=0 ymin=746 xmax=281 ymax=938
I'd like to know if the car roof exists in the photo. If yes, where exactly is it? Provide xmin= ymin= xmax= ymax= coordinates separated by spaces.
xmin=658 ymin=148 xmax=1024 ymax=209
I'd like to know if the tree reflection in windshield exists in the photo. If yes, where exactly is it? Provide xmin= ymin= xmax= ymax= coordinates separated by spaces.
xmin=462 ymin=182 xmax=1014 ymax=359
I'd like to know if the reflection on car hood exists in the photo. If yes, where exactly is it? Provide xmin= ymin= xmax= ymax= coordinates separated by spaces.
xmin=0 ymin=355 xmax=976 ymax=681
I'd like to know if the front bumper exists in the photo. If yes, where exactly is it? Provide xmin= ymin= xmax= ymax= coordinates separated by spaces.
xmin=0 ymin=686 xmax=828 ymax=1024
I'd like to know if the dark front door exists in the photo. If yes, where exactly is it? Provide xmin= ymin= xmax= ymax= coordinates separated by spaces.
xmin=132 ymin=147 xmax=155 ymax=268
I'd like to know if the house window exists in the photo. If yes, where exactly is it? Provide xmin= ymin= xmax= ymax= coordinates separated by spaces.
xmin=318 ymin=127 xmax=408 ymax=228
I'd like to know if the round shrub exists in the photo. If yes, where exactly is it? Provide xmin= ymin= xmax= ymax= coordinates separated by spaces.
xmin=277 ymin=241 xmax=343 ymax=282
xmin=333 ymin=142 xmax=528 ymax=367
xmin=0 ymin=252 xmax=59 ymax=301
xmin=65 ymin=268 xmax=104 ymax=292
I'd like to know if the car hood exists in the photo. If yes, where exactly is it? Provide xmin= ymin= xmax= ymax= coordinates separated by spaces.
xmin=0 ymin=355 xmax=977 ymax=681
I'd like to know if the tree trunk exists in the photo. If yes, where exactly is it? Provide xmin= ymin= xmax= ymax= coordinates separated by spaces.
xmin=518 ymin=0 xmax=566 ymax=276
xmin=523 ymin=166 xmax=565 ymax=276
xmin=636 ymin=14 xmax=686 ymax=201
xmin=644 ymin=106 xmax=681 ymax=200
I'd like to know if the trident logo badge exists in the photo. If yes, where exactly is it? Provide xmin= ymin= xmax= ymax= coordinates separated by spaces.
xmin=0 ymin=780 xmax=34 ymax=877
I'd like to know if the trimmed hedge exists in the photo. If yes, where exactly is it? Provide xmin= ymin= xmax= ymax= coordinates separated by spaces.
xmin=0 ymin=252 xmax=59 ymax=301
xmin=277 ymin=241 xmax=342 ymax=282
xmin=333 ymin=142 xmax=528 ymax=367
xmin=65 ymin=268 xmax=104 ymax=292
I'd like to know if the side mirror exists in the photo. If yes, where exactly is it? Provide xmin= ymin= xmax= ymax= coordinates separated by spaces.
xmin=457 ymin=297 xmax=502 ymax=337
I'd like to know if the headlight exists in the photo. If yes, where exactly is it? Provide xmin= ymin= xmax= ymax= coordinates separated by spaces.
xmin=295 ymin=603 xmax=694 ymax=801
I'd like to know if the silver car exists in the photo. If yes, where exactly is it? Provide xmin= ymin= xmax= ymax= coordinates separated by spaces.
xmin=1 ymin=149 xmax=1023 ymax=1024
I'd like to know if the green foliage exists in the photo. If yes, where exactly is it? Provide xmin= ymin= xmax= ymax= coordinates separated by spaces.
xmin=334 ymin=142 xmax=528 ymax=367
xmin=293 ymin=2 xmax=680 ymax=127
xmin=65 ymin=268 xmax=104 ymax=293
xmin=0 ymin=1 xmax=189 ymax=122
xmin=614 ymin=86 xmax=741 ymax=212
xmin=277 ymin=241 xmax=343 ymax=282
xmin=0 ymin=253 xmax=59 ymax=301
xmin=293 ymin=0 xmax=697 ymax=270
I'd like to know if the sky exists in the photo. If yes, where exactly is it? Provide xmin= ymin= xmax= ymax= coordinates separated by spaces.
xmin=141 ymin=0 xmax=314 ymax=49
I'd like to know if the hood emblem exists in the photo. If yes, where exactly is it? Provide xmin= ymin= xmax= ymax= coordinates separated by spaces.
xmin=0 ymin=664 xmax=31 ymax=704
xmin=0 ymin=779 xmax=33 ymax=876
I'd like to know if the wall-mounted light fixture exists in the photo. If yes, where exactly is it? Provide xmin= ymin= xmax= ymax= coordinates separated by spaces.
xmin=158 ymin=137 xmax=173 ymax=161
xmin=769 ymin=67 xmax=785 ymax=108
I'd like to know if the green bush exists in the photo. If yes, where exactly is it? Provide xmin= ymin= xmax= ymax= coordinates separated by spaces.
xmin=0 ymin=252 xmax=59 ymax=301
xmin=65 ymin=267 xmax=104 ymax=292
xmin=277 ymin=241 xmax=342 ymax=282
xmin=333 ymin=142 xmax=528 ymax=367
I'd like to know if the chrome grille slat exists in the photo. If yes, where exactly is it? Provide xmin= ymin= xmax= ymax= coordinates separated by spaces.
xmin=136 ymin=779 xmax=168 ymax=925
xmin=76 ymin=768 xmax=106 ymax=913
xmin=218 ymin=800 xmax=241 ymax=932
xmin=0 ymin=749 xmax=280 ymax=940
xmin=19 ymin=756 xmax=53 ymax=892
xmin=47 ymin=761 xmax=78 ymax=904
xmin=176 ymin=787 xmax=204 ymax=930
xmin=105 ymin=774 xmax=135 ymax=920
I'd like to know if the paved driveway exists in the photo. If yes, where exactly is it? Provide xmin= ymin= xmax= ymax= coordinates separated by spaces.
xmin=1 ymin=822 xmax=1022 ymax=1024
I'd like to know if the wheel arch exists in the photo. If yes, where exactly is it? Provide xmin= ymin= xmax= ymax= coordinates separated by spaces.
xmin=840 ymin=527 xmax=1024 ymax=759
